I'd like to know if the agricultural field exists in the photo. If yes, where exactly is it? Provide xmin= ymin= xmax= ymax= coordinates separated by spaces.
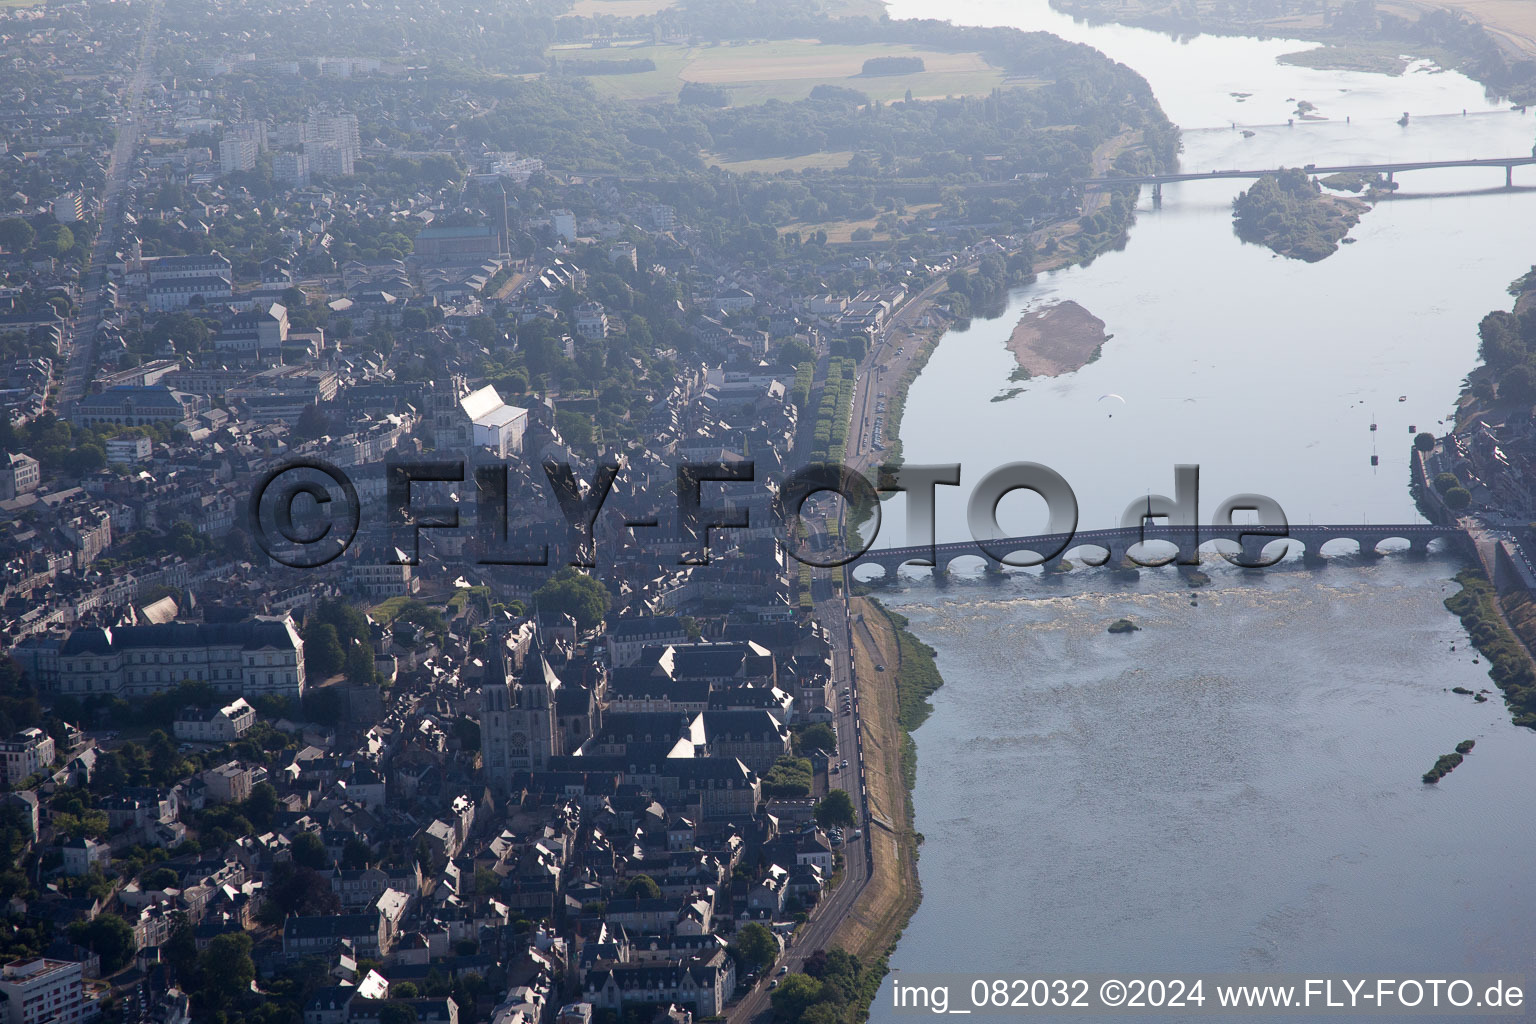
xmin=567 ymin=0 xmax=677 ymax=15
xmin=706 ymin=150 xmax=855 ymax=174
xmin=549 ymin=38 xmax=1009 ymax=104
xmin=784 ymin=203 xmax=940 ymax=243
xmin=565 ymin=0 xmax=883 ymax=19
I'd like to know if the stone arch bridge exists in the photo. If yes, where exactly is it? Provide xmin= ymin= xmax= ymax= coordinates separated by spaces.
xmin=849 ymin=523 xmax=1469 ymax=578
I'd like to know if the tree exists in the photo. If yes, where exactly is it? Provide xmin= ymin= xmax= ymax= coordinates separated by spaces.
xmin=313 ymin=598 xmax=371 ymax=646
xmin=770 ymin=973 xmax=827 ymax=1022
xmin=342 ymin=836 xmax=373 ymax=870
xmin=260 ymin=861 xmax=339 ymax=922
xmin=814 ymin=790 xmax=857 ymax=829
xmin=163 ymin=916 xmax=200 ymax=983
xmin=530 ymin=567 xmax=610 ymax=631
xmin=0 ymin=218 xmax=34 ymax=252
xmin=625 ymin=874 xmax=661 ymax=900
xmin=1434 ymin=472 xmax=1461 ymax=495
xmin=795 ymin=723 xmax=837 ymax=755
xmin=303 ymin=623 xmax=344 ymax=678
xmin=291 ymin=403 xmax=329 ymax=443
xmin=379 ymin=1006 xmax=419 ymax=1024
xmin=731 ymin=921 xmax=778 ymax=973
xmin=1415 ymin=432 xmax=1436 ymax=453
xmin=1444 ymin=486 xmax=1472 ymax=510
xmin=291 ymin=831 xmax=330 ymax=870
xmin=46 ymin=225 xmax=73 ymax=256
xmin=1500 ymin=363 xmax=1536 ymax=404
xmin=198 ymin=933 xmax=255 ymax=1010
xmin=556 ymin=410 xmax=593 ymax=446
xmin=68 ymin=913 xmax=135 ymax=973
xmin=345 ymin=644 xmax=377 ymax=686
xmin=244 ymin=782 xmax=279 ymax=830
xmin=391 ymin=982 xmax=420 ymax=999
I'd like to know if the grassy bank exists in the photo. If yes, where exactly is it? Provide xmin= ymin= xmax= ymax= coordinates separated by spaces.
xmin=880 ymin=603 xmax=945 ymax=790
xmin=829 ymin=596 xmax=940 ymax=977
xmin=1442 ymin=568 xmax=1536 ymax=728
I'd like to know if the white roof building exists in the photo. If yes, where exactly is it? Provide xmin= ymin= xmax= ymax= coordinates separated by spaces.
xmin=460 ymin=385 xmax=529 ymax=457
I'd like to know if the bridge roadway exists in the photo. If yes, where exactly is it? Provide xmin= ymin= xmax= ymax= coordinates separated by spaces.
xmin=1080 ymin=155 xmax=1536 ymax=189
xmin=850 ymin=523 xmax=1467 ymax=576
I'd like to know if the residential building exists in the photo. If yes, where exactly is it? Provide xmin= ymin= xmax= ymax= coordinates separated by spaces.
xmin=552 ymin=209 xmax=577 ymax=243
xmin=573 ymin=302 xmax=608 ymax=340
xmin=0 ymin=728 xmax=54 ymax=786
xmin=215 ymin=303 xmax=289 ymax=363
xmin=145 ymin=252 xmax=232 ymax=284
xmin=0 ymin=452 xmax=40 ymax=500
xmin=219 ymin=135 xmax=257 ymax=174
xmin=173 ymin=698 xmax=257 ymax=743
xmin=147 ymin=275 xmax=233 ymax=312
xmin=200 ymin=761 xmax=254 ymax=804
xmin=282 ymin=911 xmax=388 ymax=959
xmin=0 ymin=958 xmax=85 ymax=1024
xmin=273 ymin=152 xmax=309 ymax=187
xmin=61 ymin=837 xmax=110 ymax=877
xmin=51 ymin=193 xmax=84 ymax=224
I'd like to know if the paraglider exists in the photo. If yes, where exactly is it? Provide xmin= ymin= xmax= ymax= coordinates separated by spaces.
xmin=1099 ymin=393 xmax=1125 ymax=418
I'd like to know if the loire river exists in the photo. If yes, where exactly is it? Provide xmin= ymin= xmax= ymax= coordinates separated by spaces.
xmin=865 ymin=0 xmax=1536 ymax=1016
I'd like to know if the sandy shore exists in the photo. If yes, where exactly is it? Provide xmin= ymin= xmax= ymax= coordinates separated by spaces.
xmin=1005 ymin=300 xmax=1110 ymax=377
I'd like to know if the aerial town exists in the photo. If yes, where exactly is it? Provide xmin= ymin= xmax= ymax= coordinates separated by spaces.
xmin=0 ymin=0 xmax=1161 ymax=1020
xmin=12 ymin=0 xmax=1536 ymax=1013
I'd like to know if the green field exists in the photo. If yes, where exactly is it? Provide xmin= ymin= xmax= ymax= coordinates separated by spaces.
xmin=551 ymin=39 xmax=1010 ymax=104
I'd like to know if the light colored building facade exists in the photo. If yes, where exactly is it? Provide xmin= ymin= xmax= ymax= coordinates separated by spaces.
xmin=173 ymin=698 xmax=256 ymax=743
xmin=47 ymin=616 xmax=306 ymax=700
xmin=0 ymin=728 xmax=54 ymax=786
xmin=0 ymin=958 xmax=85 ymax=1024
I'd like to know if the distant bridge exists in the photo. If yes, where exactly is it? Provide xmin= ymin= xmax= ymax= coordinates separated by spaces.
xmin=1080 ymin=155 xmax=1536 ymax=193
xmin=849 ymin=523 xmax=1469 ymax=577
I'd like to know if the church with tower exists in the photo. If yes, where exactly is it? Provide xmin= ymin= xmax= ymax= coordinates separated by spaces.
xmin=479 ymin=623 xmax=599 ymax=793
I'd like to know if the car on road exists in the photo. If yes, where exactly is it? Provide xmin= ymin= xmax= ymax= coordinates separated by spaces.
xmin=841 ymin=759 xmax=849 ymax=769
xmin=852 ymin=829 xmax=862 ymax=838
xmin=778 ymin=966 xmax=790 ymax=976
xmin=769 ymin=980 xmax=779 ymax=989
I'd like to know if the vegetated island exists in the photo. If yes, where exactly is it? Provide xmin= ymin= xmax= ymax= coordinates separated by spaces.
xmin=1107 ymin=618 xmax=1141 ymax=633
xmin=1423 ymin=740 xmax=1474 ymax=783
xmin=1005 ymin=300 xmax=1109 ymax=376
xmin=1278 ymin=44 xmax=1412 ymax=76
xmin=1319 ymin=170 xmax=1398 ymax=195
xmin=1231 ymin=167 xmax=1369 ymax=262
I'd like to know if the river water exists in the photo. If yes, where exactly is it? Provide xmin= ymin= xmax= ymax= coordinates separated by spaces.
xmin=865 ymin=0 xmax=1536 ymax=1014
